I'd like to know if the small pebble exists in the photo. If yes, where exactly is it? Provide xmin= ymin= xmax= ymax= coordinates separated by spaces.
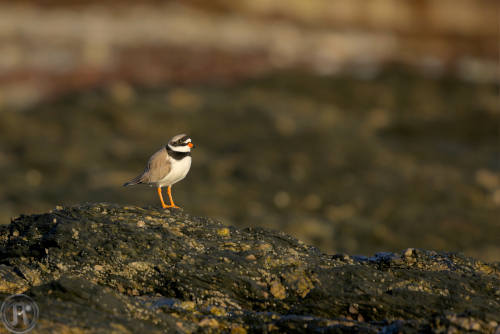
xmin=209 ymin=306 xmax=226 ymax=316
xmin=231 ymin=326 xmax=247 ymax=334
xmin=217 ymin=228 xmax=230 ymax=237
xmin=270 ymin=281 xmax=287 ymax=300
xmin=180 ymin=301 xmax=195 ymax=311
xmin=257 ymin=243 xmax=273 ymax=252
xmin=199 ymin=318 xmax=219 ymax=328
xmin=404 ymin=248 xmax=414 ymax=258
xmin=245 ymin=254 xmax=257 ymax=261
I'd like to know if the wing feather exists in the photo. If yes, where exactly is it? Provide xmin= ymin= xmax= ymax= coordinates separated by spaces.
xmin=124 ymin=147 xmax=171 ymax=186
xmin=140 ymin=147 xmax=171 ymax=183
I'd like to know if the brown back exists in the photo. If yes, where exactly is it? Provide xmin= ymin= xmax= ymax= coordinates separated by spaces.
xmin=139 ymin=147 xmax=171 ymax=183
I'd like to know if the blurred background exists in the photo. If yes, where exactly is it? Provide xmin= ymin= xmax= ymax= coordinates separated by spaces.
xmin=0 ymin=0 xmax=499 ymax=261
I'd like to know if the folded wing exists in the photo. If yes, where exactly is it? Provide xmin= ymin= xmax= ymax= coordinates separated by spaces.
xmin=123 ymin=147 xmax=171 ymax=186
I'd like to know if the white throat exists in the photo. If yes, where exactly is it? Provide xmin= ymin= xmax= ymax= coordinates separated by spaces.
xmin=168 ymin=143 xmax=191 ymax=153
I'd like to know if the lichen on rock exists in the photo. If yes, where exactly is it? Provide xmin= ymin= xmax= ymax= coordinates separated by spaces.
xmin=0 ymin=203 xmax=499 ymax=333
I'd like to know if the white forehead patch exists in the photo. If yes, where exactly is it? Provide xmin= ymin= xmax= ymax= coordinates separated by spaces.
xmin=184 ymin=138 xmax=192 ymax=143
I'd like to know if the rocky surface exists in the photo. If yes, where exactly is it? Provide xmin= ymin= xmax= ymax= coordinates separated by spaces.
xmin=0 ymin=203 xmax=499 ymax=333
xmin=2 ymin=71 xmax=499 ymax=262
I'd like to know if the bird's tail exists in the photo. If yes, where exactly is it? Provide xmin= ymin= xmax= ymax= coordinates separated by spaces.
xmin=123 ymin=175 xmax=142 ymax=187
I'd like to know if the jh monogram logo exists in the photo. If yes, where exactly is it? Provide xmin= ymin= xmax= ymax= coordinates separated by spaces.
xmin=1 ymin=294 xmax=38 ymax=333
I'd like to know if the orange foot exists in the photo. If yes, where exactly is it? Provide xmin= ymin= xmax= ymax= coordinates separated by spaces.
xmin=165 ymin=186 xmax=181 ymax=209
xmin=164 ymin=205 xmax=181 ymax=209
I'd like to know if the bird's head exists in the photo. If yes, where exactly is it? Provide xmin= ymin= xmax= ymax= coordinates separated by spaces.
xmin=167 ymin=134 xmax=195 ymax=152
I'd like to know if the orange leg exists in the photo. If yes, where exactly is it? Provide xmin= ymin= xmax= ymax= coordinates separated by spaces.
xmin=166 ymin=185 xmax=180 ymax=209
xmin=157 ymin=187 xmax=167 ymax=208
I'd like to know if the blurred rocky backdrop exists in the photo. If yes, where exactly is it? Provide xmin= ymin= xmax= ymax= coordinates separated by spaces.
xmin=0 ymin=0 xmax=499 ymax=261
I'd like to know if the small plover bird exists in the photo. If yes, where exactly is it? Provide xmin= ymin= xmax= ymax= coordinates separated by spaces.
xmin=124 ymin=134 xmax=194 ymax=209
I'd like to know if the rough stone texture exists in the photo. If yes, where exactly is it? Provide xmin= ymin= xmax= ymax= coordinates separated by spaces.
xmin=2 ymin=72 xmax=499 ymax=263
xmin=0 ymin=203 xmax=499 ymax=333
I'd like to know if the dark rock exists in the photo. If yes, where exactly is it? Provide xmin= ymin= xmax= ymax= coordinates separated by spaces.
xmin=0 ymin=203 xmax=499 ymax=333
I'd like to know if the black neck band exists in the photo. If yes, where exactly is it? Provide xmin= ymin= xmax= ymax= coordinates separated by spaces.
xmin=166 ymin=146 xmax=191 ymax=160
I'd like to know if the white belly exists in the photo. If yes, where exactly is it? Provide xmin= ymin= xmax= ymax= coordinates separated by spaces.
xmin=158 ymin=156 xmax=191 ymax=187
